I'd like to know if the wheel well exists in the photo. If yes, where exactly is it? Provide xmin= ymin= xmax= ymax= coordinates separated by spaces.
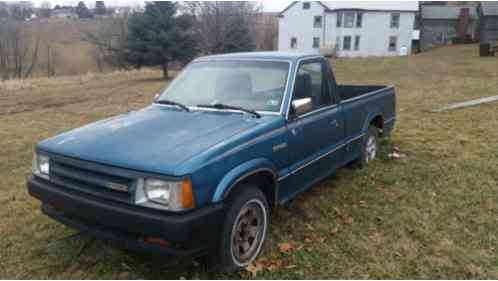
xmin=232 ymin=171 xmax=277 ymax=211
xmin=370 ymin=115 xmax=384 ymax=134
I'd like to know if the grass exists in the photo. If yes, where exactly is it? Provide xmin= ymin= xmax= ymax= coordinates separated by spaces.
xmin=1 ymin=45 xmax=498 ymax=279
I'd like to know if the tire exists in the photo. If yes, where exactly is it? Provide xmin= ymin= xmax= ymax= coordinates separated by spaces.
xmin=216 ymin=185 xmax=270 ymax=273
xmin=355 ymin=125 xmax=380 ymax=168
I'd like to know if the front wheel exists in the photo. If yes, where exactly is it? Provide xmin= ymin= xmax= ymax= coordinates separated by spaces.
xmin=216 ymin=185 xmax=269 ymax=272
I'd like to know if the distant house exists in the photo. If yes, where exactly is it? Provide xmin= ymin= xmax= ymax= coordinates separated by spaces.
xmin=278 ymin=1 xmax=419 ymax=57
xmin=478 ymin=2 xmax=498 ymax=44
xmin=51 ymin=8 xmax=78 ymax=19
xmin=420 ymin=4 xmax=478 ymax=50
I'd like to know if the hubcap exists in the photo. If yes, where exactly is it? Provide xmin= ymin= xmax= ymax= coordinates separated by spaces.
xmin=230 ymin=199 xmax=267 ymax=266
xmin=365 ymin=136 xmax=377 ymax=163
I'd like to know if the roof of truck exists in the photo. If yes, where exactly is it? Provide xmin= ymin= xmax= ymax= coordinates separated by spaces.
xmin=195 ymin=52 xmax=322 ymax=62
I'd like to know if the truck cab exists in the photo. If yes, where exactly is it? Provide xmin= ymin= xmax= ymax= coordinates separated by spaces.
xmin=28 ymin=52 xmax=395 ymax=271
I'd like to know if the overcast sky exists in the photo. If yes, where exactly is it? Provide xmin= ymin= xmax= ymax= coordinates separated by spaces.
xmin=26 ymin=0 xmax=291 ymax=12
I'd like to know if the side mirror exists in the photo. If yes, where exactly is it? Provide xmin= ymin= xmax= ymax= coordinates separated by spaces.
xmin=154 ymin=93 xmax=160 ymax=101
xmin=291 ymin=98 xmax=312 ymax=116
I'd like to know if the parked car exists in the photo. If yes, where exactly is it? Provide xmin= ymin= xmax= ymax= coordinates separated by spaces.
xmin=27 ymin=52 xmax=396 ymax=272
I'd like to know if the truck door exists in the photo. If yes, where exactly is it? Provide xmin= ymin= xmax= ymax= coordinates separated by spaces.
xmin=282 ymin=58 xmax=345 ymax=200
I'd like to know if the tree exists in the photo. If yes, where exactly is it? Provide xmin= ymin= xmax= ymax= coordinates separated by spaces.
xmin=0 ymin=2 xmax=8 ymax=19
xmin=76 ymin=1 xmax=93 ymax=18
xmin=39 ymin=1 xmax=52 ymax=18
xmin=127 ymin=2 xmax=197 ymax=79
xmin=81 ymin=14 xmax=131 ymax=71
xmin=223 ymin=15 xmax=255 ymax=52
xmin=95 ymin=1 xmax=106 ymax=16
xmin=183 ymin=2 xmax=258 ymax=54
xmin=0 ymin=19 xmax=41 ymax=80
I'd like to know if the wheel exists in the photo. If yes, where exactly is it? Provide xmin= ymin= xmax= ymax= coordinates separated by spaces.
xmin=355 ymin=125 xmax=379 ymax=168
xmin=216 ymin=185 xmax=269 ymax=272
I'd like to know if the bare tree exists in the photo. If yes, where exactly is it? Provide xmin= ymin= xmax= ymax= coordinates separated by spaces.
xmin=0 ymin=19 xmax=41 ymax=81
xmin=39 ymin=1 xmax=52 ymax=18
xmin=81 ymin=14 xmax=131 ymax=71
xmin=249 ymin=12 xmax=278 ymax=51
xmin=182 ymin=2 xmax=260 ymax=54
xmin=46 ymin=44 xmax=58 ymax=77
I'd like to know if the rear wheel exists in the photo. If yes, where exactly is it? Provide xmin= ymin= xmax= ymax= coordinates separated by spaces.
xmin=216 ymin=185 xmax=269 ymax=272
xmin=354 ymin=125 xmax=379 ymax=168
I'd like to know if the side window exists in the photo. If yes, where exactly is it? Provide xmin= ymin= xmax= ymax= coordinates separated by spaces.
xmin=292 ymin=61 xmax=331 ymax=113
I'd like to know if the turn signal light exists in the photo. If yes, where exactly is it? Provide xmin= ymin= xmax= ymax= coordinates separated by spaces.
xmin=144 ymin=236 xmax=170 ymax=248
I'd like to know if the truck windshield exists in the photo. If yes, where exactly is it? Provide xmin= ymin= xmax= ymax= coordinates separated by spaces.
xmin=157 ymin=60 xmax=290 ymax=113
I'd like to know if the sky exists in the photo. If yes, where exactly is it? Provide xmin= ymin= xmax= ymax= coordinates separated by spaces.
xmin=24 ymin=0 xmax=291 ymax=12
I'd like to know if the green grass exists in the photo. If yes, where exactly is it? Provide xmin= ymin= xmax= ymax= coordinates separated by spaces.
xmin=1 ymin=45 xmax=498 ymax=279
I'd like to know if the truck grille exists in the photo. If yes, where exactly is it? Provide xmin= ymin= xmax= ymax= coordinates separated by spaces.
xmin=50 ymin=158 xmax=135 ymax=204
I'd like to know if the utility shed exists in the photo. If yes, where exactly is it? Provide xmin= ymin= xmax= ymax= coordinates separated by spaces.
xmin=478 ymin=2 xmax=498 ymax=44
xmin=420 ymin=4 xmax=478 ymax=51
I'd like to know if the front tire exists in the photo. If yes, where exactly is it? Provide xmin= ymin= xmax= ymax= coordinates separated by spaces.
xmin=216 ymin=185 xmax=269 ymax=272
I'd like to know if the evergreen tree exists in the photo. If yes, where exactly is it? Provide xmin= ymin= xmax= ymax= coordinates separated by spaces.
xmin=223 ymin=16 xmax=255 ymax=53
xmin=127 ymin=2 xmax=197 ymax=79
xmin=95 ymin=1 xmax=106 ymax=16
xmin=76 ymin=1 xmax=93 ymax=19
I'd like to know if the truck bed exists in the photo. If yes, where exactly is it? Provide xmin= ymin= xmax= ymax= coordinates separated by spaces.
xmin=338 ymin=85 xmax=387 ymax=101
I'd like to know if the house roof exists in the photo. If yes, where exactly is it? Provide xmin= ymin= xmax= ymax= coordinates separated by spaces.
xmin=322 ymin=1 xmax=418 ymax=12
xmin=421 ymin=5 xmax=478 ymax=20
xmin=481 ymin=1 xmax=498 ymax=16
xmin=279 ymin=1 xmax=418 ymax=16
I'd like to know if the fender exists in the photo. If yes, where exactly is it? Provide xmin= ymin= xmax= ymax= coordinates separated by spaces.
xmin=211 ymin=158 xmax=278 ymax=203
xmin=362 ymin=110 xmax=383 ymax=134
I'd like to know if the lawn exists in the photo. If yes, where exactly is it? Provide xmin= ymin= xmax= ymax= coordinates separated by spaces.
xmin=1 ymin=45 xmax=497 ymax=279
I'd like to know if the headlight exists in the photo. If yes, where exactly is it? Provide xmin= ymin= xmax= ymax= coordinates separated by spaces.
xmin=135 ymin=178 xmax=194 ymax=211
xmin=32 ymin=153 xmax=50 ymax=179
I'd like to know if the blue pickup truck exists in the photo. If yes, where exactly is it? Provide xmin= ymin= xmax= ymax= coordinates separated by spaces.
xmin=28 ymin=52 xmax=395 ymax=271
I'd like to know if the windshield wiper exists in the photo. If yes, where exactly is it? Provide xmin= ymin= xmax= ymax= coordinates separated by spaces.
xmin=155 ymin=99 xmax=190 ymax=112
xmin=197 ymin=103 xmax=261 ymax=118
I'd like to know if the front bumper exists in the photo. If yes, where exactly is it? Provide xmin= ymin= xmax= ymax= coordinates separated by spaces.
xmin=27 ymin=176 xmax=225 ymax=256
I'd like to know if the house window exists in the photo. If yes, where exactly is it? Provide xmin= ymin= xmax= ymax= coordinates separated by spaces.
xmin=313 ymin=37 xmax=320 ymax=48
xmin=390 ymin=13 xmax=400 ymax=28
xmin=356 ymin=13 xmax=363 ymax=28
xmin=354 ymin=35 xmax=360 ymax=50
xmin=336 ymin=36 xmax=341 ymax=50
xmin=388 ymin=36 xmax=397 ymax=51
xmin=337 ymin=12 xmax=342 ymax=27
xmin=303 ymin=2 xmax=310 ymax=9
xmin=343 ymin=36 xmax=352 ymax=50
xmin=291 ymin=37 xmax=297 ymax=49
xmin=314 ymin=16 xmax=322 ymax=28
xmin=344 ymin=12 xmax=355 ymax=28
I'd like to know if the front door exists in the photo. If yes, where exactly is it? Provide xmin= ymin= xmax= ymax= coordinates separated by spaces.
xmin=281 ymin=59 xmax=345 ymax=200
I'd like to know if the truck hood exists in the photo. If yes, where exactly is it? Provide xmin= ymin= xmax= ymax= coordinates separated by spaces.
xmin=37 ymin=105 xmax=263 ymax=175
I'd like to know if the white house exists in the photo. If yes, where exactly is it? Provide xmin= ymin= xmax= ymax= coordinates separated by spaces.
xmin=278 ymin=1 xmax=419 ymax=57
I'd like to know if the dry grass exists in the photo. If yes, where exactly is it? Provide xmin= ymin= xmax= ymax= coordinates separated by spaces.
xmin=1 ymin=45 xmax=498 ymax=279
